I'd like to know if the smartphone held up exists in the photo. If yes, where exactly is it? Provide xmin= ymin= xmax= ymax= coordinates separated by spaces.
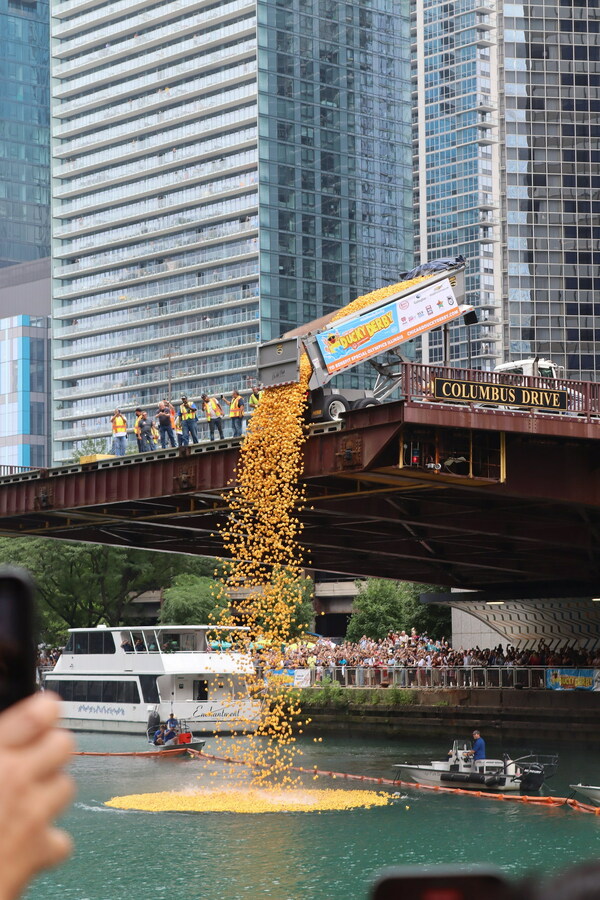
xmin=0 ymin=566 xmax=37 ymax=712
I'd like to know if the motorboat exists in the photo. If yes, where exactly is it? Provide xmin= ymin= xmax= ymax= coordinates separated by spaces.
xmin=394 ymin=740 xmax=558 ymax=793
xmin=569 ymin=784 xmax=600 ymax=805
xmin=44 ymin=624 xmax=261 ymax=734
xmin=145 ymin=711 xmax=206 ymax=753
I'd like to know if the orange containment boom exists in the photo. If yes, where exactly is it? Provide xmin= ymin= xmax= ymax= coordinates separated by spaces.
xmin=189 ymin=750 xmax=600 ymax=815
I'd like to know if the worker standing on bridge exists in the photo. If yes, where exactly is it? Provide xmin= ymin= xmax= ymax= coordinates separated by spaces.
xmin=248 ymin=385 xmax=263 ymax=414
xmin=155 ymin=401 xmax=176 ymax=449
xmin=221 ymin=389 xmax=245 ymax=438
xmin=174 ymin=412 xmax=184 ymax=446
xmin=179 ymin=395 xmax=199 ymax=445
xmin=134 ymin=408 xmax=144 ymax=452
xmin=200 ymin=393 xmax=224 ymax=441
xmin=110 ymin=409 xmax=128 ymax=456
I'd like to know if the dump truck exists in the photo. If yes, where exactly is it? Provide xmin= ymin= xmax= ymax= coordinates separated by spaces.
xmin=257 ymin=257 xmax=476 ymax=420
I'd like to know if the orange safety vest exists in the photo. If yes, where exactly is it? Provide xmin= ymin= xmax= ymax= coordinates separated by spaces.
xmin=229 ymin=396 xmax=244 ymax=417
xmin=203 ymin=398 xmax=223 ymax=420
xmin=112 ymin=414 xmax=127 ymax=435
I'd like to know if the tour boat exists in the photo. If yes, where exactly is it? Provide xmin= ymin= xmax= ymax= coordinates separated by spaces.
xmin=45 ymin=625 xmax=261 ymax=735
xmin=394 ymin=740 xmax=558 ymax=793
xmin=569 ymin=784 xmax=600 ymax=805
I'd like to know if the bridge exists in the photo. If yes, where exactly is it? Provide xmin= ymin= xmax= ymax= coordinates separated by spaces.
xmin=0 ymin=363 xmax=599 ymax=599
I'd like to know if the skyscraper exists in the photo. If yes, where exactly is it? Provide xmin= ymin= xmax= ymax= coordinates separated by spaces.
xmin=0 ymin=0 xmax=51 ymax=267
xmin=0 ymin=259 xmax=51 ymax=468
xmin=51 ymin=0 xmax=413 ymax=463
xmin=412 ymin=0 xmax=600 ymax=379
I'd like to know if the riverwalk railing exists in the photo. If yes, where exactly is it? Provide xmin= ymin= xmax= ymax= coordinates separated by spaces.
xmin=305 ymin=666 xmax=557 ymax=690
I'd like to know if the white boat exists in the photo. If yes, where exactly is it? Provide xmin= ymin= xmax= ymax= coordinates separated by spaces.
xmin=44 ymin=625 xmax=261 ymax=735
xmin=569 ymin=784 xmax=600 ymax=805
xmin=394 ymin=740 xmax=558 ymax=793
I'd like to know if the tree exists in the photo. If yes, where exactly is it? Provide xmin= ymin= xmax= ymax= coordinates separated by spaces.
xmin=69 ymin=437 xmax=110 ymax=462
xmin=0 ymin=537 xmax=222 ymax=636
xmin=346 ymin=578 xmax=450 ymax=642
xmin=160 ymin=574 xmax=226 ymax=625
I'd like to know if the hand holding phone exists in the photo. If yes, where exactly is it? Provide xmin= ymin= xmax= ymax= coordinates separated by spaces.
xmin=0 ymin=567 xmax=37 ymax=713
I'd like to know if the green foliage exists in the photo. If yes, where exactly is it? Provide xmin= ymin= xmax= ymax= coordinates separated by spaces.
xmin=70 ymin=437 xmax=110 ymax=461
xmin=384 ymin=686 xmax=418 ymax=706
xmin=287 ymin=571 xmax=315 ymax=638
xmin=0 ymin=536 xmax=221 ymax=641
xmin=346 ymin=578 xmax=450 ymax=642
xmin=160 ymin=574 xmax=226 ymax=625
xmin=298 ymin=686 xmax=418 ymax=709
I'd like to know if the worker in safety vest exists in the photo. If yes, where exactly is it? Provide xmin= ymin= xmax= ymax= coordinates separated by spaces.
xmin=200 ymin=394 xmax=224 ymax=441
xmin=110 ymin=409 xmax=128 ymax=456
xmin=248 ymin=386 xmax=263 ymax=413
xmin=174 ymin=413 xmax=184 ymax=447
xmin=221 ymin=390 xmax=245 ymax=438
xmin=179 ymin=395 xmax=199 ymax=445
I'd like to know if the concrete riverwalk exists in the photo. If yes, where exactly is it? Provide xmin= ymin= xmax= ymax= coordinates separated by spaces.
xmin=299 ymin=688 xmax=600 ymax=744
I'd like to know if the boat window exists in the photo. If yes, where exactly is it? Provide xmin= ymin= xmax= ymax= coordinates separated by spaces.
xmin=139 ymin=675 xmax=160 ymax=703
xmin=180 ymin=633 xmax=195 ymax=652
xmin=73 ymin=681 xmax=87 ymax=701
xmin=87 ymin=681 xmax=102 ymax=702
xmin=116 ymin=681 xmax=140 ymax=703
xmin=50 ymin=679 xmax=140 ymax=703
xmin=102 ymin=681 xmax=116 ymax=702
xmin=193 ymin=679 xmax=208 ymax=701
xmin=70 ymin=632 xmax=115 ymax=654
xmin=54 ymin=680 xmax=73 ymax=701
xmin=88 ymin=632 xmax=103 ymax=654
xmin=73 ymin=633 xmax=89 ymax=655
xmin=161 ymin=635 xmax=180 ymax=652
xmin=539 ymin=366 xmax=554 ymax=377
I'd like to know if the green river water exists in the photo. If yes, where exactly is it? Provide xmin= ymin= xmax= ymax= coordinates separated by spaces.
xmin=25 ymin=730 xmax=600 ymax=900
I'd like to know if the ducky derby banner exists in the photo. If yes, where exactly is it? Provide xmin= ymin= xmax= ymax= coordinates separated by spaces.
xmin=433 ymin=377 xmax=568 ymax=411
xmin=315 ymin=278 xmax=463 ymax=375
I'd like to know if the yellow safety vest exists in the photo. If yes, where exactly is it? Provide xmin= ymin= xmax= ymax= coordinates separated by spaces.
xmin=112 ymin=415 xmax=127 ymax=434
xmin=203 ymin=398 xmax=223 ymax=420
xmin=249 ymin=391 xmax=262 ymax=409
xmin=180 ymin=402 xmax=197 ymax=420
xmin=229 ymin=396 xmax=243 ymax=417
xmin=134 ymin=414 xmax=143 ymax=437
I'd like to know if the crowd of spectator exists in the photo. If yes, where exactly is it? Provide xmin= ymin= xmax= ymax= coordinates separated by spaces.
xmin=36 ymin=647 xmax=62 ymax=673
xmin=258 ymin=629 xmax=600 ymax=673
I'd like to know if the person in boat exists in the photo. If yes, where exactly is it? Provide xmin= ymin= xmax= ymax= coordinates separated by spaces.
xmin=166 ymin=713 xmax=179 ymax=732
xmin=163 ymin=726 xmax=178 ymax=747
xmin=134 ymin=637 xmax=146 ymax=652
xmin=120 ymin=638 xmax=133 ymax=653
xmin=153 ymin=724 xmax=167 ymax=745
xmin=466 ymin=730 xmax=486 ymax=764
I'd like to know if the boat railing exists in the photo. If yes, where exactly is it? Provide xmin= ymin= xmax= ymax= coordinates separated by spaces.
xmin=513 ymin=752 xmax=559 ymax=779
xmin=306 ymin=665 xmax=552 ymax=690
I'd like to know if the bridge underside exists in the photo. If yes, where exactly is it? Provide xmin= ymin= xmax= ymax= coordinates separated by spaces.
xmin=0 ymin=401 xmax=599 ymax=596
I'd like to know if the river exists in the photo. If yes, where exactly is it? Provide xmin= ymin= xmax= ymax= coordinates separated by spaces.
xmin=25 ymin=730 xmax=600 ymax=900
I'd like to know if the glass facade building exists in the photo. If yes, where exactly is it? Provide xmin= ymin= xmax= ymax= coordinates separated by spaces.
xmin=51 ymin=0 xmax=412 ymax=463
xmin=0 ymin=0 xmax=51 ymax=267
xmin=413 ymin=0 xmax=600 ymax=378
xmin=412 ymin=0 xmax=502 ymax=368
xmin=504 ymin=0 xmax=600 ymax=379
xmin=0 ymin=315 xmax=50 ymax=468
